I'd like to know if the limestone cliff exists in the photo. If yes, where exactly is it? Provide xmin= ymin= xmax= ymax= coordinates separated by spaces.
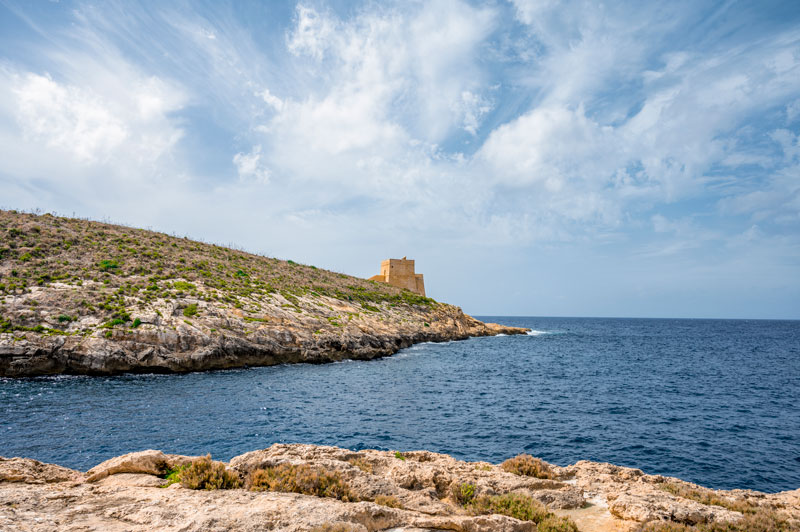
xmin=1 ymin=444 xmax=797 ymax=532
xmin=0 ymin=210 xmax=526 ymax=376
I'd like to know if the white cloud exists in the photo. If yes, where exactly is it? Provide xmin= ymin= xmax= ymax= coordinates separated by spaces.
xmin=233 ymin=145 xmax=271 ymax=184
xmin=287 ymin=5 xmax=336 ymax=60
xmin=260 ymin=88 xmax=284 ymax=112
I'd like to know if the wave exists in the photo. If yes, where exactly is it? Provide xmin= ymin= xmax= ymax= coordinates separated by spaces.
xmin=526 ymin=329 xmax=549 ymax=336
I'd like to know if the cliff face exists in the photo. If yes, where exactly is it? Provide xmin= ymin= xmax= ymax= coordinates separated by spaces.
xmin=0 ymin=210 xmax=526 ymax=376
xmin=1 ymin=444 xmax=797 ymax=532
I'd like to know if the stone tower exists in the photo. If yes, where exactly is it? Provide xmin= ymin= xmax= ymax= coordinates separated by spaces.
xmin=368 ymin=257 xmax=425 ymax=296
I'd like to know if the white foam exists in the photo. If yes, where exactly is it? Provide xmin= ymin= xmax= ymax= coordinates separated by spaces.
xmin=526 ymin=329 xmax=549 ymax=336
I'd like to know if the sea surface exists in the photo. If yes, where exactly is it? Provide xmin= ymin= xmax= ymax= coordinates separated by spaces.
xmin=2 ymin=317 xmax=799 ymax=493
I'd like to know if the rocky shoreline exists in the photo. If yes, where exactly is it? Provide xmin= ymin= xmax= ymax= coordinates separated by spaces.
xmin=0 ymin=210 xmax=527 ymax=377
xmin=1 ymin=444 xmax=797 ymax=532
xmin=0 ymin=284 xmax=524 ymax=376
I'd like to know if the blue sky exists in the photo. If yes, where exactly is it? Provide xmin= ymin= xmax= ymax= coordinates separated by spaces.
xmin=1 ymin=0 xmax=798 ymax=318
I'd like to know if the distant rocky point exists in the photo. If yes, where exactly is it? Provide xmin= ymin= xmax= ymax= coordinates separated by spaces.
xmin=0 ymin=210 xmax=526 ymax=376
xmin=1 ymin=444 xmax=797 ymax=532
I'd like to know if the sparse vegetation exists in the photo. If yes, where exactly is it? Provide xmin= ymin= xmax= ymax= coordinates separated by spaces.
xmin=175 ymin=455 xmax=242 ymax=490
xmin=249 ymin=463 xmax=357 ymax=501
xmin=467 ymin=493 xmax=576 ymax=529
xmin=659 ymin=481 xmax=758 ymax=514
xmin=346 ymin=457 xmax=373 ymax=474
xmin=635 ymin=510 xmax=797 ymax=532
xmin=394 ymin=451 xmax=406 ymax=461
xmin=501 ymin=454 xmax=557 ymax=480
xmin=374 ymin=494 xmax=403 ymax=508
xmin=0 ymin=210 xmax=440 ymax=340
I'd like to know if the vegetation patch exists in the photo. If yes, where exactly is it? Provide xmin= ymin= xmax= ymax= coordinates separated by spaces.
xmin=346 ymin=457 xmax=373 ymax=474
xmin=467 ymin=493 xmax=576 ymax=530
xmin=501 ymin=454 xmax=557 ymax=480
xmin=249 ymin=463 xmax=357 ymax=501
xmin=174 ymin=455 xmax=242 ymax=490
xmin=451 ymin=482 xmax=476 ymax=505
xmin=182 ymin=303 xmax=198 ymax=317
xmin=635 ymin=510 xmax=797 ymax=532
xmin=374 ymin=494 xmax=403 ymax=508
xmin=659 ymin=482 xmax=758 ymax=514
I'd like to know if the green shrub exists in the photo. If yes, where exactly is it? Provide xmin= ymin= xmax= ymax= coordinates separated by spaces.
xmin=183 ymin=303 xmax=198 ymax=317
xmin=468 ymin=493 xmax=549 ymax=522
xmin=18 ymin=252 xmax=32 ymax=262
xmin=57 ymin=315 xmax=75 ymax=323
xmin=394 ymin=451 xmax=406 ymax=461
xmin=172 ymin=281 xmax=195 ymax=291
xmin=177 ymin=455 xmax=242 ymax=490
xmin=452 ymin=482 xmax=476 ymax=505
xmin=537 ymin=515 xmax=580 ymax=532
xmin=160 ymin=465 xmax=187 ymax=487
xmin=98 ymin=259 xmax=119 ymax=271
xmin=131 ymin=318 xmax=142 ymax=328
xmin=249 ymin=463 xmax=356 ymax=501
xmin=501 ymin=454 xmax=557 ymax=480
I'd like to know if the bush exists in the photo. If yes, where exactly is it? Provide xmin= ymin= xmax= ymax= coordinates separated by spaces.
xmin=501 ymin=454 xmax=557 ymax=480
xmin=468 ymin=493 xmax=550 ymax=522
xmin=183 ymin=303 xmax=198 ymax=317
xmin=538 ymin=515 xmax=580 ymax=532
xmin=451 ymin=482 xmax=477 ymax=505
xmin=57 ymin=315 xmax=75 ymax=323
xmin=178 ymin=455 xmax=242 ymax=490
xmin=374 ymin=494 xmax=403 ymax=508
xmin=394 ymin=451 xmax=406 ymax=461
xmin=249 ymin=463 xmax=356 ymax=501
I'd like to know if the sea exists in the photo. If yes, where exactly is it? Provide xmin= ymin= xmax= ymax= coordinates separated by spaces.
xmin=1 ymin=317 xmax=798 ymax=493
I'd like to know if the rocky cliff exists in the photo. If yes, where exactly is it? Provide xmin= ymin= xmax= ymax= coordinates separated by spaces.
xmin=0 ymin=210 xmax=526 ymax=376
xmin=1 ymin=444 xmax=797 ymax=532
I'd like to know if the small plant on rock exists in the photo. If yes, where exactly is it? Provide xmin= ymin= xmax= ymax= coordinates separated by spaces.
xmin=374 ymin=494 xmax=403 ymax=508
xmin=501 ymin=454 xmax=557 ymax=480
xmin=451 ymin=482 xmax=477 ymax=505
xmin=183 ymin=303 xmax=198 ymax=317
xmin=249 ymin=463 xmax=356 ymax=502
xmin=177 ymin=455 xmax=242 ymax=490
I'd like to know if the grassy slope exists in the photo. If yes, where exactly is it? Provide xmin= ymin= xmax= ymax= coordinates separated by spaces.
xmin=0 ymin=210 xmax=436 ymax=336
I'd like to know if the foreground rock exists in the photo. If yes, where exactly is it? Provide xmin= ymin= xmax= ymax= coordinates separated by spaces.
xmin=0 ymin=444 xmax=797 ymax=532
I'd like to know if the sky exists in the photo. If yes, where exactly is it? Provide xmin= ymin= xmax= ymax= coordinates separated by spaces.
xmin=0 ymin=0 xmax=799 ymax=319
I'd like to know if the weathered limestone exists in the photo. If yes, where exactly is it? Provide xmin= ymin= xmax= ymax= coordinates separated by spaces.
xmin=1 ymin=444 xmax=797 ymax=532
xmin=368 ymin=257 xmax=426 ymax=296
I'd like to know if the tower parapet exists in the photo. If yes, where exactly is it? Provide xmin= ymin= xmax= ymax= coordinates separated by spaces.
xmin=368 ymin=257 xmax=425 ymax=296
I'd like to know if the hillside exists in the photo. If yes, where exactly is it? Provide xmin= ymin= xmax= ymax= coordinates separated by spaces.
xmin=0 ymin=210 xmax=525 ymax=376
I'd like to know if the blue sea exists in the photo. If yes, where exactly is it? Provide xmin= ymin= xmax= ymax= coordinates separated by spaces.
xmin=1 ymin=317 xmax=798 ymax=493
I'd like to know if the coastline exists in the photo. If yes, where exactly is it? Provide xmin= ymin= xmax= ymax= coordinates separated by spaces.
xmin=1 ymin=444 xmax=797 ymax=532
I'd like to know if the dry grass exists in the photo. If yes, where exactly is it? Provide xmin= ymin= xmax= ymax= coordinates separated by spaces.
xmin=373 ymin=494 xmax=403 ymax=508
xmin=659 ymin=482 xmax=758 ymax=514
xmin=308 ymin=524 xmax=362 ymax=532
xmin=346 ymin=457 xmax=373 ymax=474
xmin=177 ymin=455 xmax=242 ymax=490
xmin=249 ymin=463 xmax=357 ymax=501
xmin=466 ymin=492 xmax=578 ymax=530
xmin=635 ymin=510 xmax=798 ymax=532
xmin=500 ymin=454 xmax=557 ymax=480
